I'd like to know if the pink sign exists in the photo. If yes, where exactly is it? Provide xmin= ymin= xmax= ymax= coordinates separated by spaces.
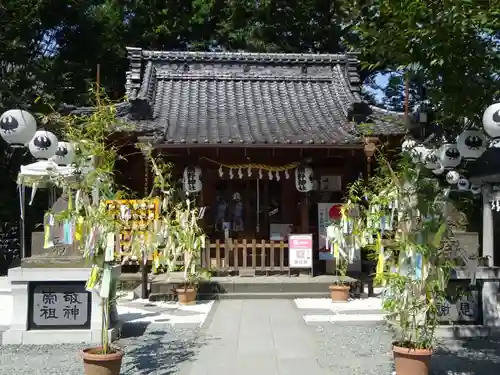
xmin=289 ymin=234 xmax=313 ymax=268
xmin=290 ymin=237 xmax=312 ymax=250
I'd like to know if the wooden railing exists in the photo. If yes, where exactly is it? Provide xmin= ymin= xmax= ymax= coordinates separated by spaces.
xmin=200 ymin=239 xmax=289 ymax=275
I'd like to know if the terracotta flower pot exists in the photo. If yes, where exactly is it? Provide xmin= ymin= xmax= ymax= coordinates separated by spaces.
xmin=176 ymin=287 xmax=197 ymax=305
xmin=81 ymin=347 xmax=124 ymax=375
xmin=393 ymin=344 xmax=432 ymax=375
xmin=329 ymin=284 xmax=350 ymax=302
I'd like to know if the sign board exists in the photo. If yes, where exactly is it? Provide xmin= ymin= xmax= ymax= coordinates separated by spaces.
xmin=436 ymin=283 xmax=480 ymax=324
xmin=289 ymin=234 xmax=313 ymax=269
xmin=28 ymin=282 xmax=91 ymax=330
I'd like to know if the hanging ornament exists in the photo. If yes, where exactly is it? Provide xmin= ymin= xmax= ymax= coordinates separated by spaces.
xmin=423 ymin=150 xmax=440 ymax=170
xmin=182 ymin=166 xmax=202 ymax=193
xmin=402 ymin=138 xmax=417 ymax=153
xmin=470 ymin=184 xmax=482 ymax=195
xmin=258 ymin=169 xmax=263 ymax=179
xmin=0 ymin=109 xmax=37 ymax=147
xmin=28 ymin=130 xmax=58 ymax=159
xmin=247 ymin=166 xmax=252 ymax=177
xmin=285 ymin=170 xmax=290 ymax=179
xmin=52 ymin=141 xmax=75 ymax=166
xmin=482 ymin=102 xmax=500 ymax=140
xmin=275 ymin=171 xmax=280 ymax=181
xmin=456 ymin=130 xmax=487 ymax=160
xmin=238 ymin=168 xmax=243 ymax=179
xmin=445 ymin=170 xmax=460 ymax=185
xmin=438 ymin=143 xmax=462 ymax=169
xmin=229 ymin=168 xmax=234 ymax=179
xmin=432 ymin=163 xmax=445 ymax=175
xmin=268 ymin=171 xmax=273 ymax=180
xmin=457 ymin=177 xmax=470 ymax=191
xmin=218 ymin=166 xmax=223 ymax=177
xmin=295 ymin=166 xmax=313 ymax=192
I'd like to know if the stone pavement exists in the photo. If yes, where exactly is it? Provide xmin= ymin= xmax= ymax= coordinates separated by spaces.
xmin=184 ymin=300 xmax=329 ymax=375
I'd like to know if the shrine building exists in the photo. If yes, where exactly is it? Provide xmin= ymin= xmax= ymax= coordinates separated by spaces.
xmin=67 ymin=47 xmax=407 ymax=275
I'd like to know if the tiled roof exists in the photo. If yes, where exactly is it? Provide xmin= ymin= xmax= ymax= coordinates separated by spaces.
xmin=124 ymin=48 xmax=406 ymax=146
xmin=61 ymin=48 xmax=407 ymax=145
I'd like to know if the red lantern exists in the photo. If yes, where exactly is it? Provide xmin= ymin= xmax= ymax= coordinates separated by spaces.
xmin=329 ymin=205 xmax=341 ymax=220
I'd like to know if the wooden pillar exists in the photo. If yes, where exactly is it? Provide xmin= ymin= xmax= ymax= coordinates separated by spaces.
xmin=140 ymin=149 xmax=150 ymax=299
xmin=482 ymin=185 xmax=494 ymax=266
xmin=281 ymin=177 xmax=294 ymax=222
xmin=300 ymin=194 xmax=308 ymax=233
xmin=363 ymin=137 xmax=378 ymax=295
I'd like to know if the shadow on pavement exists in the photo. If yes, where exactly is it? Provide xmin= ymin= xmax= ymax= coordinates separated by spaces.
xmin=119 ymin=328 xmax=212 ymax=375
xmin=432 ymin=336 xmax=500 ymax=375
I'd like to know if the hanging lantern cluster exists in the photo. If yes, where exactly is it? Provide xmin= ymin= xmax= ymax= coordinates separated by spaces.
xmin=183 ymin=166 xmax=202 ymax=194
xmin=0 ymin=109 xmax=76 ymax=164
xmin=399 ymin=101 xmax=500 ymax=196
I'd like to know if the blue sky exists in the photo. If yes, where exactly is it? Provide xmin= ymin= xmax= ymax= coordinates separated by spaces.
xmin=364 ymin=73 xmax=390 ymax=103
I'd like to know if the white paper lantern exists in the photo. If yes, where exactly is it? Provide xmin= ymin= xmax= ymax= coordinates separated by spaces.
xmin=470 ymin=184 xmax=482 ymax=195
xmin=183 ymin=166 xmax=202 ymax=193
xmin=482 ymin=102 xmax=500 ymax=139
xmin=423 ymin=150 xmax=440 ymax=170
xmin=402 ymin=138 xmax=417 ymax=153
xmin=457 ymin=177 xmax=470 ymax=191
xmin=456 ymin=130 xmax=487 ymax=160
xmin=0 ymin=109 xmax=37 ymax=146
xmin=438 ymin=143 xmax=462 ymax=168
xmin=432 ymin=163 xmax=445 ymax=175
xmin=28 ymin=130 xmax=58 ymax=159
xmin=295 ymin=166 xmax=313 ymax=192
xmin=52 ymin=141 xmax=75 ymax=165
xmin=445 ymin=170 xmax=460 ymax=185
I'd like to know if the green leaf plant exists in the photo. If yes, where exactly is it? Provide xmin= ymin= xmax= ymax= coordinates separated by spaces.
xmin=140 ymin=144 xmax=210 ymax=293
xmin=330 ymin=146 xmax=454 ymax=350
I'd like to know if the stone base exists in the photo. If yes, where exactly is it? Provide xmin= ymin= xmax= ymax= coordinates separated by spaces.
xmin=3 ymin=265 xmax=121 ymax=345
xmin=2 ymin=324 xmax=121 ymax=345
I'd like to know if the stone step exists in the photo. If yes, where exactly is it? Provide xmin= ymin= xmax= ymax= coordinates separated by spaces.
xmin=150 ymin=291 xmax=331 ymax=301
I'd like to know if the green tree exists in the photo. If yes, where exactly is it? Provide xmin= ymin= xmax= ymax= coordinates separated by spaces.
xmin=343 ymin=0 xmax=500 ymax=132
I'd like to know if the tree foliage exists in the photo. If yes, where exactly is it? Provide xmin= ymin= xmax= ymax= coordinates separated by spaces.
xmin=344 ymin=0 xmax=500 ymax=130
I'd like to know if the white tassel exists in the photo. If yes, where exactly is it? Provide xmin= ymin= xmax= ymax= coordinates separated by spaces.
xmin=275 ymin=171 xmax=280 ymax=181
xmin=218 ymin=166 xmax=223 ymax=177
xmin=247 ymin=166 xmax=252 ymax=177
xmin=238 ymin=168 xmax=243 ymax=179
xmin=268 ymin=171 xmax=273 ymax=180
xmin=285 ymin=170 xmax=290 ymax=179
xmin=229 ymin=168 xmax=234 ymax=179
xmin=29 ymin=183 xmax=38 ymax=206
xmin=259 ymin=169 xmax=263 ymax=179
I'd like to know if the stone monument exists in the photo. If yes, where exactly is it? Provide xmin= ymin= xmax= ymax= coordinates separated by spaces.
xmin=2 ymin=195 xmax=122 ymax=345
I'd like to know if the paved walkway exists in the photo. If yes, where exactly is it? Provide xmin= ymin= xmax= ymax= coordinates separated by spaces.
xmin=185 ymin=300 xmax=329 ymax=375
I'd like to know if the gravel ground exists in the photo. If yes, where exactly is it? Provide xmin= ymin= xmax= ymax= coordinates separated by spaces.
xmin=0 ymin=326 xmax=204 ymax=375
xmin=2 ymin=321 xmax=500 ymax=375
xmin=308 ymin=321 xmax=500 ymax=375
xmin=310 ymin=322 xmax=395 ymax=375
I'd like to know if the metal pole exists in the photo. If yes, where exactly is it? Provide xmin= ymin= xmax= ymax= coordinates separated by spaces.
xmin=256 ymin=179 xmax=260 ymax=233
xmin=19 ymin=184 xmax=26 ymax=259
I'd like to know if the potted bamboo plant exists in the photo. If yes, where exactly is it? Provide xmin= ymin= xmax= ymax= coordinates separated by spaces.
xmin=340 ymin=149 xmax=455 ymax=375
xmin=45 ymin=101 xmax=135 ymax=375
xmin=142 ymin=149 xmax=209 ymax=305
xmin=172 ymin=199 xmax=207 ymax=305
xmin=328 ymin=254 xmax=350 ymax=302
